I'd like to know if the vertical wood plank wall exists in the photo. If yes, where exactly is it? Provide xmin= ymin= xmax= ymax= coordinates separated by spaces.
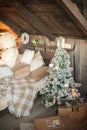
xmin=74 ymin=39 xmax=87 ymax=97
xmin=66 ymin=38 xmax=87 ymax=97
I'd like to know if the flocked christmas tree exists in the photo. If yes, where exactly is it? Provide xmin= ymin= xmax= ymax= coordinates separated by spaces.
xmin=40 ymin=37 xmax=82 ymax=108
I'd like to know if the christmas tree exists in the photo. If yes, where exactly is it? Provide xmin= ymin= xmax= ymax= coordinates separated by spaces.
xmin=40 ymin=37 xmax=81 ymax=108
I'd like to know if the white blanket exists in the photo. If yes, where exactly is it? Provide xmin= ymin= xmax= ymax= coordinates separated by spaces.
xmin=0 ymin=97 xmax=7 ymax=111
xmin=0 ymin=66 xmax=13 ymax=78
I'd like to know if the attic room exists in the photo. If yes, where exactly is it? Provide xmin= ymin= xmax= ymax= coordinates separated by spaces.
xmin=0 ymin=0 xmax=87 ymax=130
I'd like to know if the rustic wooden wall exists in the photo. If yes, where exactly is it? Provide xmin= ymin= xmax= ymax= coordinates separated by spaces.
xmin=74 ymin=39 xmax=87 ymax=97
xmin=66 ymin=38 xmax=87 ymax=98
xmin=20 ymin=35 xmax=87 ymax=98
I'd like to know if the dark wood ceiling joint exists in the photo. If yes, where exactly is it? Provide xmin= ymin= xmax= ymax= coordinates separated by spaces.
xmin=0 ymin=7 xmax=15 ymax=12
xmin=55 ymin=0 xmax=87 ymax=35
xmin=0 ymin=13 xmax=22 ymax=35
xmin=4 ymin=0 xmax=55 ymax=40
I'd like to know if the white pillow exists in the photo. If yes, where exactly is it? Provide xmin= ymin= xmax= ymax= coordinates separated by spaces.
xmin=0 ymin=66 xmax=13 ymax=78
xmin=20 ymin=49 xmax=35 ymax=64
xmin=0 ymin=32 xmax=16 ymax=49
xmin=1 ymin=47 xmax=19 ymax=68
xmin=30 ymin=51 xmax=45 ymax=71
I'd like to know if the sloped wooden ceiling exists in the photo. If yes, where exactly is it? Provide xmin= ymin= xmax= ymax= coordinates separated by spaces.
xmin=0 ymin=0 xmax=87 ymax=40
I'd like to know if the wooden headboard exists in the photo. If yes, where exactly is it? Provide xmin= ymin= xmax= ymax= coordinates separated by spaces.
xmin=40 ymin=51 xmax=54 ymax=66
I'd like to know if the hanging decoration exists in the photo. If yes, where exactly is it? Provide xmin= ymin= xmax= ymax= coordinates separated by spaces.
xmin=21 ymin=32 xmax=29 ymax=44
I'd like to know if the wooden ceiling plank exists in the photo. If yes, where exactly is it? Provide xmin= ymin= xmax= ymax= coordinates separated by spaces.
xmin=5 ymin=12 xmax=40 ymax=35
xmin=0 ymin=13 xmax=22 ymax=36
xmin=55 ymin=0 xmax=87 ymax=35
xmin=0 ymin=4 xmax=62 ymax=12
xmin=34 ymin=12 xmax=65 ymax=34
xmin=72 ymin=0 xmax=87 ymax=4
xmin=6 ymin=0 xmax=55 ymax=40
xmin=27 ymin=4 xmax=63 ymax=12
xmin=0 ymin=7 xmax=15 ymax=12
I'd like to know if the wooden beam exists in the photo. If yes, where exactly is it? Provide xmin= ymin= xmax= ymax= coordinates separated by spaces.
xmin=0 ymin=4 xmax=61 ymax=13
xmin=0 ymin=29 xmax=7 ymax=32
xmin=27 ymin=4 xmax=63 ymax=12
xmin=83 ymin=0 xmax=87 ymax=19
xmin=72 ymin=0 xmax=87 ymax=4
xmin=0 ymin=4 xmax=63 ymax=13
xmin=5 ymin=0 xmax=55 ymax=40
xmin=54 ymin=33 xmax=87 ymax=39
xmin=5 ymin=12 xmax=40 ymax=35
xmin=0 ymin=13 xmax=22 ymax=36
xmin=0 ymin=7 xmax=15 ymax=12
xmin=55 ymin=0 xmax=87 ymax=35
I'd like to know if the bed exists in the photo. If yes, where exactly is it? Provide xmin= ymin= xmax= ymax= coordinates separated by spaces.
xmin=0 ymin=49 xmax=53 ymax=118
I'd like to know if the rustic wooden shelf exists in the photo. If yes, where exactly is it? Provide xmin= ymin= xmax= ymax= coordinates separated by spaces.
xmin=28 ymin=43 xmax=74 ymax=52
xmin=29 ymin=43 xmax=57 ymax=50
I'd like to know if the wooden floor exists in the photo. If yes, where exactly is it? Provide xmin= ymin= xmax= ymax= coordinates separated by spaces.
xmin=0 ymin=99 xmax=87 ymax=130
xmin=0 ymin=99 xmax=57 ymax=130
xmin=0 ymin=109 xmax=87 ymax=130
xmin=62 ymin=116 xmax=87 ymax=130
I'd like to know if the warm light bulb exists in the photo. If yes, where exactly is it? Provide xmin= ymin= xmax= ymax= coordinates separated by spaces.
xmin=71 ymin=89 xmax=77 ymax=97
